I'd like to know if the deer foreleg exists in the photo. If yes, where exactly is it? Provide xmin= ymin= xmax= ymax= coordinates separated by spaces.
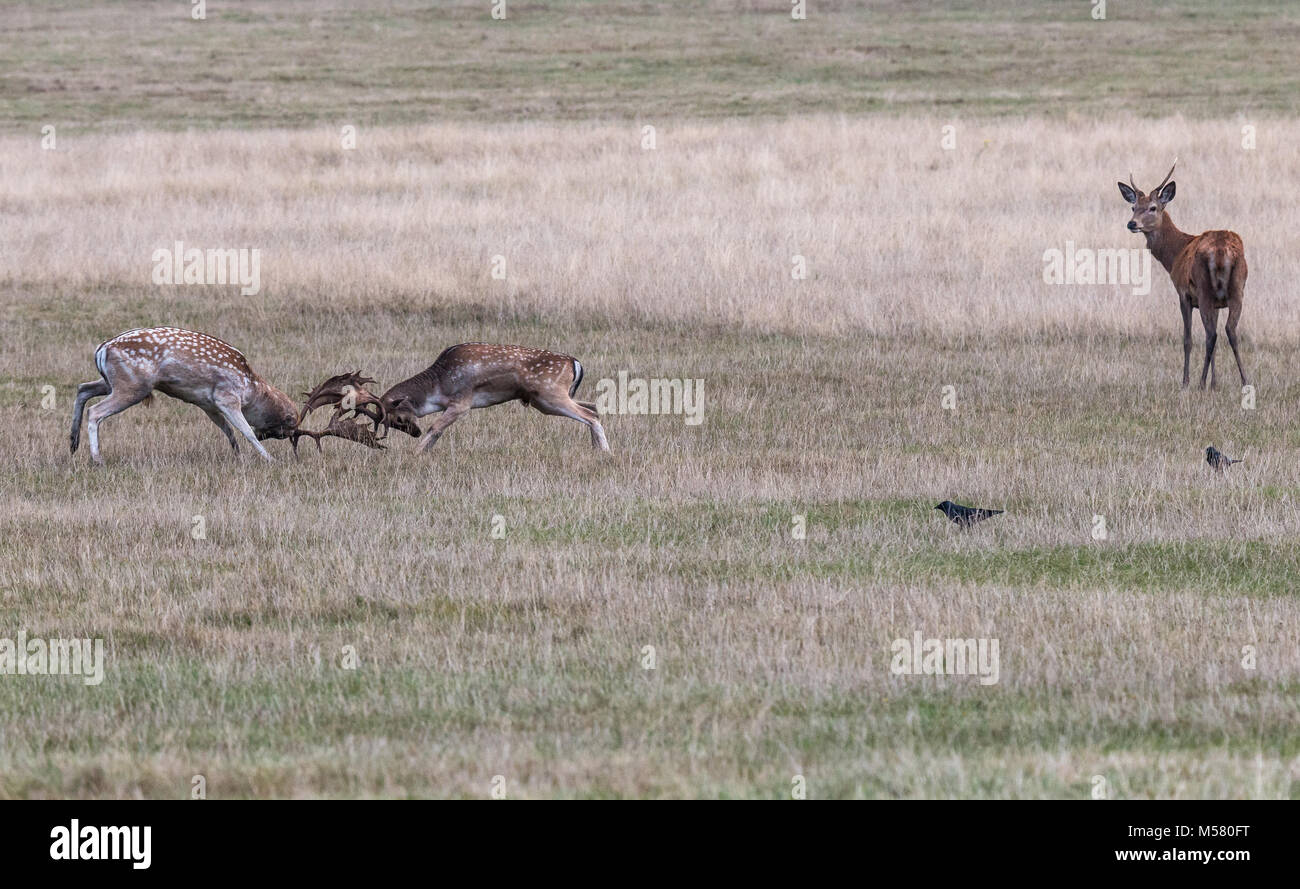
xmin=416 ymin=401 xmax=470 ymax=453
xmin=203 ymin=407 xmax=240 ymax=453
xmin=215 ymin=398 xmax=273 ymax=462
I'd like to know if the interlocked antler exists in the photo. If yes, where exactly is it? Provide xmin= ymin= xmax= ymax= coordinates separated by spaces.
xmin=291 ymin=410 xmax=387 ymax=453
xmin=293 ymin=371 xmax=391 ymax=454
xmin=298 ymin=371 xmax=387 ymax=431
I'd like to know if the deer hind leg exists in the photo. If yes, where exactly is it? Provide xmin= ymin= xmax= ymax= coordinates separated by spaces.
xmin=85 ymin=386 xmax=153 ymax=465
xmin=416 ymin=400 xmax=471 ymax=453
xmin=214 ymin=398 xmax=273 ymax=462
xmin=1225 ymin=300 xmax=1249 ymax=388
xmin=530 ymin=393 xmax=610 ymax=452
xmin=1199 ymin=305 xmax=1220 ymax=390
xmin=203 ymin=406 xmax=240 ymax=453
xmin=70 ymin=379 xmax=110 ymax=454
xmin=1179 ymin=298 xmax=1193 ymax=388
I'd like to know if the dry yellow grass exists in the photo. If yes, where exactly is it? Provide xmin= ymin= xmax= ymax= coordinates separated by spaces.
xmin=4 ymin=116 xmax=1299 ymax=338
xmin=2 ymin=116 xmax=1299 ymax=798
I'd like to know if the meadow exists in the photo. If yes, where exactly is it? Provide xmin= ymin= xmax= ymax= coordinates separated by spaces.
xmin=1 ymin=0 xmax=1298 ymax=798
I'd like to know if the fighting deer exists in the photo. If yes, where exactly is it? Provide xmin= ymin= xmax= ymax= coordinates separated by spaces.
xmin=1118 ymin=161 xmax=1249 ymax=389
xmin=376 ymin=343 xmax=610 ymax=452
xmin=69 ymin=327 xmax=384 ymax=463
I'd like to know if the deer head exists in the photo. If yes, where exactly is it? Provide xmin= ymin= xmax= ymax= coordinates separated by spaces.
xmin=376 ymin=375 xmax=428 ymax=431
xmin=249 ymin=381 xmax=301 ymax=442
xmin=1118 ymin=159 xmax=1177 ymax=233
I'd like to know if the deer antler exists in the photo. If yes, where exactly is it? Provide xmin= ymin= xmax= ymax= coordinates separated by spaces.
xmin=1155 ymin=157 xmax=1178 ymax=193
xmin=291 ymin=410 xmax=387 ymax=454
xmin=299 ymin=371 xmax=387 ymax=433
xmin=292 ymin=370 xmax=397 ymax=455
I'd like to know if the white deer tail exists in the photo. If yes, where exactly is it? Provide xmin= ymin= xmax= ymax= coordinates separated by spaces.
xmin=94 ymin=340 xmax=110 ymax=379
xmin=569 ymin=358 xmax=584 ymax=398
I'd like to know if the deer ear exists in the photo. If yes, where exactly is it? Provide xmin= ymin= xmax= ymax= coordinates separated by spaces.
xmin=1117 ymin=182 xmax=1138 ymax=204
xmin=1157 ymin=181 xmax=1175 ymax=204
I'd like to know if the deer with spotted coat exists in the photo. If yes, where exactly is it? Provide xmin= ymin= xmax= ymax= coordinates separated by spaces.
xmin=70 ymin=327 xmax=383 ymax=464
xmin=376 ymin=343 xmax=610 ymax=452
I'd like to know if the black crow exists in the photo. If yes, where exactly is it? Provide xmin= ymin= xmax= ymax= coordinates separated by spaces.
xmin=1205 ymin=446 xmax=1243 ymax=472
xmin=934 ymin=500 xmax=1003 ymax=526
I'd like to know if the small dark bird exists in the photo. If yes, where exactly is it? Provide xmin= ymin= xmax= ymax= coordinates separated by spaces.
xmin=934 ymin=500 xmax=1003 ymax=526
xmin=1205 ymin=446 xmax=1243 ymax=472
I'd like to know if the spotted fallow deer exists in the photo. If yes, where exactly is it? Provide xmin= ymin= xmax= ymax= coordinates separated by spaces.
xmin=69 ymin=327 xmax=382 ymax=464
xmin=377 ymin=343 xmax=610 ymax=452
xmin=1118 ymin=161 xmax=1249 ymax=390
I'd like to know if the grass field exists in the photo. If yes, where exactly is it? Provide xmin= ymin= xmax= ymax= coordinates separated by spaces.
xmin=4 ymin=0 xmax=1300 ymax=129
xmin=2 ymin=1 xmax=1299 ymax=798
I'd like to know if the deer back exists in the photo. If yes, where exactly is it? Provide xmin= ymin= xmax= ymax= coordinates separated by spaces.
xmin=97 ymin=326 xmax=277 ymax=412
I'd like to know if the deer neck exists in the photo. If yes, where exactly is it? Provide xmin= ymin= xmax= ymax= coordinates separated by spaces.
xmin=1143 ymin=213 xmax=1194 ymax=276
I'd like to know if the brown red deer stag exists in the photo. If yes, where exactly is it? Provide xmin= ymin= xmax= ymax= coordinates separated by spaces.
xmin=70 ymin=327 xmax=384 ymax=464
xmin=374 ymin=343 xmax=610 ymax=453
xmin=1118 ymin=161 xmax=1249 ymax=390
